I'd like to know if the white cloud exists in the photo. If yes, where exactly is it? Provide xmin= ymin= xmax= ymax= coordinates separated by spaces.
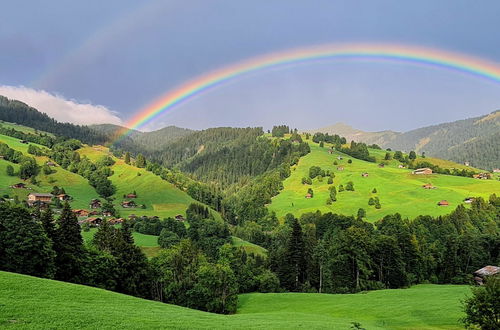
xmin=0 ymin=86 xmax=123 ymax=125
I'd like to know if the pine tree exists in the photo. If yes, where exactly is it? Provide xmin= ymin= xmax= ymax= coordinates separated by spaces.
xmin=40 ymin=208 xmax=56 ymax=241
xmin=0 ymin=204 xmax=55 ymax=278
xmin=283 ymin=219 xmax=307 ymax=291
xmin=53 ymin=202 xmax=84 ymax=282
xmin=124 ymin=152 xmax=131 ymax=165
xmin=135 ymin=154 xmax=146 ymax=168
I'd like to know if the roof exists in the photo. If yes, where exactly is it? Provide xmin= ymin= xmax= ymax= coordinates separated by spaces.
xmin=474 ymin=265 xmax=500 ymax=277
xmin=415 ymin=168 xmax=432 ymax=171
xmin=29 ymin=193 xmax=53 ymax=197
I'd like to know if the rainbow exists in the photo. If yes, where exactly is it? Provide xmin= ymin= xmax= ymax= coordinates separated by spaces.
xmin=115 ymin=43 xmax=500 ymax=141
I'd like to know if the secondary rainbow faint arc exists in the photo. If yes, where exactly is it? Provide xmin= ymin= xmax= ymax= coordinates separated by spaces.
xmin=116 ymin=43 xmax=500 ymax=141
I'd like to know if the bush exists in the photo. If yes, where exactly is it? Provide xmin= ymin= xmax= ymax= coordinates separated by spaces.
xmin=462 ymin=276 xmax=500 ymax=330
xmin=256 ymin=270 xmax=280 ymax=293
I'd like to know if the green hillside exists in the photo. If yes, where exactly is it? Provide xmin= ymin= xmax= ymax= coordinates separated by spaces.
xmin=269 ymin=140 xmax=500 ymax=221
xmin=0 ymin=271 xmax=469 ymax=329
xmin=0 ymin=134 xmax=98 ymax=210
xmin=78 ymin=146 xmax=207 ymax=219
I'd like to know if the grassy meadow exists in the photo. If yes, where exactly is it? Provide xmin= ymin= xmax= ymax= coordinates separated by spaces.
xmin=269 ymin=140 xmax=500 ymax=221
xmin=0 ymin=134 xmax=98 ymax=209
xmin=0 ymin=271 xmax=469 ymax=329
xmin=78 ymin=146 xmax=210 ymax=219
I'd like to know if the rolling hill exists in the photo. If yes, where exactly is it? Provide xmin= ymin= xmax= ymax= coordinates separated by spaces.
xmin=268 ymin=138 xmax=500 ymax=221
xmin=0 ymin=271 xmax=469 ymax=329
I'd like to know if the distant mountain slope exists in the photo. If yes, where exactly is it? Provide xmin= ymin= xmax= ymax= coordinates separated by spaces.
xmin=310 ymin=122 xmax=401 ymax=146
xmin=312 ymin=111 xmax=499 ymax=170
xmin=383 ymin=110 xmax=500 ymax=170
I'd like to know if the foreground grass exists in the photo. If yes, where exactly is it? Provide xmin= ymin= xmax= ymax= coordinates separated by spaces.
xmin=0 ymin=271 xmax=468 ymax=329
xmin=269 ymin=142 xmax=500 ymax=222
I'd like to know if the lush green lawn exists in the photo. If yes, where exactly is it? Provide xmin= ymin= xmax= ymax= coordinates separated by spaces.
xmin=0 ymin=271 xmax=469 ymax=329
xmin=269 ymin=141 xmax=500 ymax=221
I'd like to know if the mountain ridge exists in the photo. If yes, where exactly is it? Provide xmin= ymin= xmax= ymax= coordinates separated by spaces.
xmin=310 ymin=110 xmax=499 ymax=170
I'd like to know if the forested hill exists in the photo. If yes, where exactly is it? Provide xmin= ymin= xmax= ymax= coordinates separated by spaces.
xmin=91 ymin=123 xmax=194 ymax=152
xmin=132 ymin=127 xmax=310 ymax=186
xmin=0 ymin=95 xmax=109 ymax=145
xmin=383 ymin=110 xmax=500 ymax=170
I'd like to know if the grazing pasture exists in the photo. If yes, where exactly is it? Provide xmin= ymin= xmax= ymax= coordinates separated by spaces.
xmin=269 ymin=141 xmax=500 ymax=221
xmin=0 ymin=271 xmax=468 ymax=329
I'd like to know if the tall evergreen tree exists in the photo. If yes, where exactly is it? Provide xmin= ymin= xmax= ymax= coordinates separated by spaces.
xmin=53 ymin=202 xmax=84 ymax=282
xmin=40 ymin=207 xmax=56 ymax=242
xmin=0 ymin=204 xmax=55 ymax=278
xmin=283 ymin=219 xmax=307 ymax=291
xmin=124 ymin=151 xmax=131 ymax=164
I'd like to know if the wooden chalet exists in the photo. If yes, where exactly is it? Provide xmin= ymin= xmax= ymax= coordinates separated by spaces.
xmin=175 ymin=214 xmax=186 ymax=222
xmin=337 ymin=166 xmax=344 ymax=171
xmin=89 ymin=199 xmax=102 ymax=209
xmin=413 ymin=168 xmax=433 ymax=175
xmin=337 ymin=156 xmax=343 ymax=160
xmin=305 ymin=193 xmax=312 ymax=199
xmin=422 ymin=183 xmax=435 ymax=189
xmin=398 ymin=164 xmax=405 ymax=168
xmin=11 ymin=182 xmax=26 ymax=189
xmin=85 ymin=217 xmax=103 ymax=227
xmin=378 ymin=163 xmax=385 ymax=168
xmin=102 ymin=211 xmax=113 ymax=217
xmin=473 ymin=266 xmax=500 ymax=285
xmin=19 ymin=140 xmax=28 ymax=144
xmin=493 ymin=168 xmax=500 ymax=173
xmin=73 ymin=209 xmax=89 ymax=217
xmin=125 ymin=193 xmax=137 ymax=199
xmin=361 ymin=172 xmax=369 ymax=177
xmin=121 ymin=200 xmax=136 ymax=208
xmin=437 ymin=200 xmax=449 ymax=206
xmin=27 ymin=193 xmax=53 ymax=206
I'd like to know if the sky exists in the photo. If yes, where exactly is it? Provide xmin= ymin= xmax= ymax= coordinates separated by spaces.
xmin=1 ymin=0 xmax=500 ymax=132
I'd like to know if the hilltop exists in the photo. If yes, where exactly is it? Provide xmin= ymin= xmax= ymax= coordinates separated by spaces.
xmin=0 ymin=271 xmax=468 ymax=329
xmin=269 ymin=137 xmax=500 ymax=221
